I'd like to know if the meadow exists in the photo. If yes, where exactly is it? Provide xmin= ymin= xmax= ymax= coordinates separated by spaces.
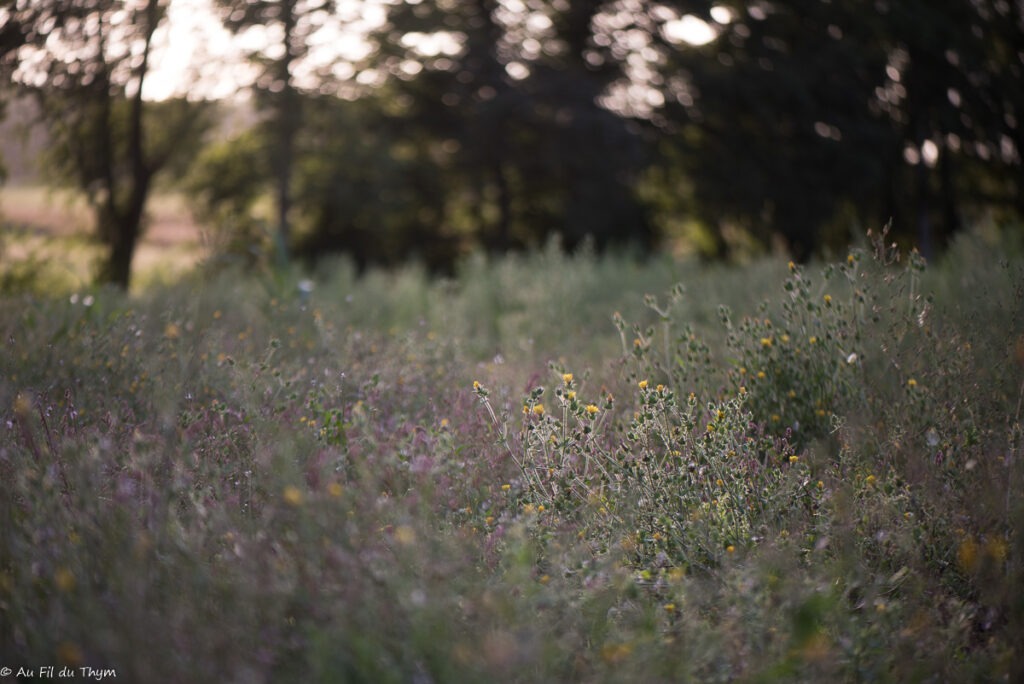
xmin=2 ymin=226 xmax=1022 ymax=682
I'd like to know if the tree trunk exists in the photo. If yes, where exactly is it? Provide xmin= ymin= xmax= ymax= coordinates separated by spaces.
xmin=915 ymin=147 xmax=934 ymax=260
xmin=939 ymin=144 xmax=960 ymax=244
xmin=96 ymin=0 xmax=159 ymax=289
xmin=273 ymin=103 xmax=296 ymax=266
xmin=492 ymin=160 xmax=512 ymax=252
xmin=271 ymin=0 xmax=299 ymax=267
xmin=97 ymin=173 xmax=150 ymax=288
xmin=101 ymin=217 xmax=140 ymax=288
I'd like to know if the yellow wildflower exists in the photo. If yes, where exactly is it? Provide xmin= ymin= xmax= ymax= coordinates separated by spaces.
xmin=957 ymin=537 xmax=979 ymax=573
xmin=282 ymin=485 xmax=304 ymax=507
xmin=987 ymin=537 xmax=1008 ymax=562
xmin=601 ymin=642 xmax=633 ymax=664
xmin=57 ymin=642 xmax=84 ymax=667
xmin=585 ymin=404 xmax=600 ymax=416
xmin=54 ymin=567 xmax=76 ymax=593
xmin=13 ymin=393 xmax=31 ymax=417
xmin=638 ymin=379 xmax=648 ymax=390
xmin=393 ymin=525 xmax=416 ymax=546
xmin=562 ymin=373 xmax=574 ymax=385
xmin=532 ymin=404 xmax=545 ymax=416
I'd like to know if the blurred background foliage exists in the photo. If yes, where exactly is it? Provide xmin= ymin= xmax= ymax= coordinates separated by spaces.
xmin=1 ymin=0 xmax=1022 ymax=286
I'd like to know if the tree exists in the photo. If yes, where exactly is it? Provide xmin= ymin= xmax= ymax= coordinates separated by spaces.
xmin=212 ymin=0 xmax=338 ymax=266
xmin=184 ymin=125 xmax=272 ymax=267
xmin=368 ymin=0 xmax=526 ymax=251
xmin=359 ymin=0 xmax=653 ymax=257
xmin=631 ymin=0 xmax=894 ymax=258
xmin=880 ymin=0 xmax=1024 ymax=254
xmin=517 ymin=0 xmax=655 ymax=250
xmin=644 ymin=0 xmax=1023 ymax=258
xmin=0 ymin=0 xmax=210 ymax=289
xmin=292 ymin=92 xmax=457 ymax=271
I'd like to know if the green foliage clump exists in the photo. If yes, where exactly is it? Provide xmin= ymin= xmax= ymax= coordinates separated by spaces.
xmin=475 ymin=374 xmax=814 ymax=574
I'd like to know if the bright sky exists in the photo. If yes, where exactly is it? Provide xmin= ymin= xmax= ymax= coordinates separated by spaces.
xmin=144 ymin=0 xmax=245 ymax=100
xmin=143 ymin=0 xmax=723 ymax=101
xmin=144 ymin=0 xmax=383 ymax=100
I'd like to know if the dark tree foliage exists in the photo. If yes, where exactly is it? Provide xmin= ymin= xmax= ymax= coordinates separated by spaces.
xmin=185 ymin=91 xmax=459 ymax=272
xmin=2 ymin=0 xmax=1019 ymax=274
xmin=321 ymin=0 xmax=1021 ymax=263
xmin=649 ymin=0 xmax=1023 ymax=258
xmin=292 ymin=92 xmax=457 ymax=271
xmin=0 ymin=0 xmax=210 ymax=288
xmin=188 ymin=0 xmax=1022 ymax=267
xmin=212 ymin=0 xmax=338 ymax=265
xmin=184 ymin=125 xmax=272 ymax=265
xmin=348 ymin=0 xmax=654 ymax=261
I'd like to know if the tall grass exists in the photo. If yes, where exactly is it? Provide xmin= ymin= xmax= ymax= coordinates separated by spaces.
xmin=2 ymin=226 xmax=1022 ymax=682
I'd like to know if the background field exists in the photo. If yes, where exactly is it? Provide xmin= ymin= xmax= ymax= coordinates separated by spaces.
xmin=1 ymin=185 xmax=206 ymax=291
xmin=2 ymin=224 xmax=1022 ymax=682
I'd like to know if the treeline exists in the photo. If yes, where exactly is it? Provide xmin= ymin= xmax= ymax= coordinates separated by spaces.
xmin=2 ymin=1 xmax=1022 ymax=286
